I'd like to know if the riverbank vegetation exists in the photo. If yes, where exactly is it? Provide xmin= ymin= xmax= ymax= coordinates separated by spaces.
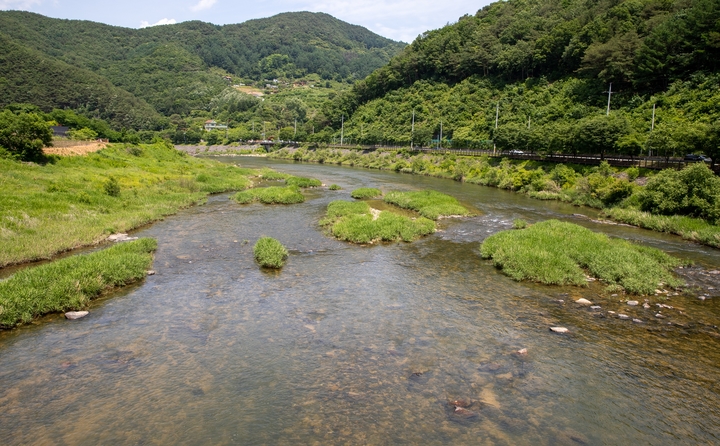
xmin=234 ymin=186 xmax=305 ymax=205
xmin=0 ymin=142 xmax=256 ymax=267
xmin=253 ymin=237 xmax=288 ymax=268
xmin=481 ymin=220 xmax=684 ymax=295
xmin=384 ymin=190 xmax=472 ymax=220
xmin=351 ymin=187 xmax=382 ymax=199
xmin=0 ymin=238 xmax=157 ymax=329
xmin=270 ymin=147 xmax=720 ymax=247
xmin=320 ymin=200 xmax=435 ymax=244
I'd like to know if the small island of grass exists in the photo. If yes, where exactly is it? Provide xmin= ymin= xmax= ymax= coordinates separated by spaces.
xmin=253 ymin=237 xmax=288 ymax=268
xmin=234 ymin=186 xmax=305 ymax=204
xmin=351 ymin=187 xmax=382 ymax=199
xmin=0 ymin=238 xmax=157 ymax=329
xmin=384 ymin=190 xmax=472 ymax=220
xmin=320 ymin=200 xmax=435 ymax=244
xmin=480 ymin=220 xmax=684 ymax=295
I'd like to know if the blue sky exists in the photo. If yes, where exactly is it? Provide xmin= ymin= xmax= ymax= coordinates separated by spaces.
xmin=0 ymin=0 xmax=493 ymax=43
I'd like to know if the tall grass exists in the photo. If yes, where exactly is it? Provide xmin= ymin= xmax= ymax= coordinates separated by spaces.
xmin=480 ymin=220 xmax=684 ymax=294
xmin=321 ymin=200 xmax=435 ymax=243
xmin=0 ymin=238 xmax=157 ymax=328
xmin=234 ymin=186 xmax=305 ymax=204
xmin=351 ymin=188 xmax=382 ymax=199
xmin=602 ymin=208 xmax=720 ymax=248
xmin=0 ymin=143 xmax=256 ymax=267
xmin=384 ymin=190 xmax=471 ymax=220
xmin=253 ymin=237 xmax=288 ymax=268
xmin=286 ymin=176 xmax=322 ymax=188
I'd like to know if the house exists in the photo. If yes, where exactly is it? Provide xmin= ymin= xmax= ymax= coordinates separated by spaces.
xmin=51 ymin=126 xmax=69 ymax=137
xmin=204 ymin=120 xmax=228 ymax=131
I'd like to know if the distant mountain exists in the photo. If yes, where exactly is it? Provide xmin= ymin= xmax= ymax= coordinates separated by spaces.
xmin=0 ymin=11 xmax=405 ymax=121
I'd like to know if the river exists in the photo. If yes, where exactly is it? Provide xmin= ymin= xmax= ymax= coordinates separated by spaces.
xmin=1 ymin=157 xmax=718 ymax=445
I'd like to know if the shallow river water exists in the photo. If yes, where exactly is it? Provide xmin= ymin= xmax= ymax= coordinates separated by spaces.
xmin=1 ymin=158 xmax=719 ymax=445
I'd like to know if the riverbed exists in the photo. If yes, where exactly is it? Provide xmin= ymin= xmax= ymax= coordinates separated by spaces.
xmin=1 ymin=157 xmax=718 ymax=444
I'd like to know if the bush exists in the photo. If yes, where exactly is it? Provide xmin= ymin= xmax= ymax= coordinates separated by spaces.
xmin=0 ymin=110 xmax=52 ymax=161
xmin=328 ymin=184 xmax=342 ymax=190
xmin=513 ymin=219 xmax=528 ymax=229
xmin=480 ymin=220 xmax=684 ymax=294
xmin=351 ymin=187 xmax=382 ymax=199
xmin=253 ymin=237 xmax=288 ymax=268
xmin=104 ymin=176 xmax=121 ymax=197
xmin=286 ymin=176 xmax=322 ymax=188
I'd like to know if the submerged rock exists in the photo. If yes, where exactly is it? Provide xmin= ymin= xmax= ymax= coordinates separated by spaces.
xmin=108 ymin=233 xmax=138 ymax=242
xmin=550 ymin=327 xmax=569 ymax=333
xmin=618 ymin=314 xmax=630 ymax=320
xmin=627 ymin=300 xmax=639 ymax=306
xmin=65 ymin=311 xmax=89 ymax=320
xmin=575 ymin=298 xmax=592 ymax=305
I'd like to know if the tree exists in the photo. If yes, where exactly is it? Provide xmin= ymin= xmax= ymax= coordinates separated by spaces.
xmin=0 ymin=110 xmax=52 ymax=161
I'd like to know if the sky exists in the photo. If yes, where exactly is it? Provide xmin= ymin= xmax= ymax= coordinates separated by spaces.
xmin=0 ymin=0 xmax=493 ymax=43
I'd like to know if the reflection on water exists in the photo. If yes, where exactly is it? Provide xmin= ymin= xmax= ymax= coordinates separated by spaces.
xmin=1 ymin=158 xmax=719 ymax=445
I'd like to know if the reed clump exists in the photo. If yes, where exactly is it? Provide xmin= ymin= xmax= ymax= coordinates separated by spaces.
xmin=0 ymin=238 xmax=157 ymax=329
xmin=480 ymin=220 xmax=684 ymax=294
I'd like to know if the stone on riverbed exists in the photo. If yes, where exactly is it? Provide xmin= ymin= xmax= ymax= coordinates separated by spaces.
xmin=550 ymin=327 xmax=569 ymax=333
xmin=65 ymin=311 xmax=89 ymax=320
xmin=107 ymin=233 xmax=138 ymax=242
xmin=575 ymin=298 xmax=593 ymax=305
xmin=627 ymin=300 xmax=639 ymax=306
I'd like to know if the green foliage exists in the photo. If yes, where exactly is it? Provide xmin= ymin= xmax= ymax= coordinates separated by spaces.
xmin=0 ymin=110 xmax=52 ymax=161
xmin=480 ymin=220 xmax=683 ymax=294
xmin=351 ymin=187 xmax=382 ymax=199
xmin=285 ymin=176 xmax=322 ymax=188
xmin=234 ymin=186 xmax=305 ymax=204
xmin=68 ymin=127 xmax=98 ymax=141
xmin=383 ymin=190 xmax=471 ymax=220
xmin=513 ymin=219 xmax=528 ymax=229
xmin=321 ymin=200 xmax=435 ymax=243
xmin=638 ymin=162 xmax=720 ymax=222
xmin=328 ymin=184 xmax=342 ymax=190
xmin=253 ymin=237 xmax=288 ymax=268
xmin=0 ymin=238 xmax=157 ymax=328
xmin=103 ymin=176 xmax=121 ymax=197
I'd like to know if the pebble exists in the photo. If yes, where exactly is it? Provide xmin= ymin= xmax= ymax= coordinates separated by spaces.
xmin=65 ymin=311 xmax=89 ymax=320
xmin=550 ymin=327 xmax=569 ymax=333
xmin=632 ymin=319 xmax=643 ymax=323
xmin=575 ymin=298 xmax=592 ymax=305
xmin=699 ymin=296 xmax=707 ymax=301
xmin=643 ymin=303 xmax=650 ymax=309
xmin=618 ymin=314 xmax=630 ymax=320
xmin=655 ymin=313 xmax=666 ymax=319
xmin=590 ymin=306 xmax=602 ymax=310
xmin=517 ymin=348 xmax=528 ymax=355
xmin=146 ymin=270 xmax=156 ymax=275
xmin=627 ymin=301 xmax=639 ymax=306
xmin=608 ymin=311 xmax=616 ymax=314
xmin=107 ymin=233 xmax=138 ymax=242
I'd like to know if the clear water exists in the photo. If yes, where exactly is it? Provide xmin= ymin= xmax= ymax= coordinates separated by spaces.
xmin=1 ymin=158 xmax=719 ymax=445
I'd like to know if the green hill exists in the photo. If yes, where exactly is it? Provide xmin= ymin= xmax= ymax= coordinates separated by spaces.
xmin=323 ymin=0 xmax=720 ymax=157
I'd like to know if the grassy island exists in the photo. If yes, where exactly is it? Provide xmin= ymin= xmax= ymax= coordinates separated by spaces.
xmin=383 ymin=190 xmax=472 ymax=220
xmin=351 ymin=188 xmax=382 ymax=199
xmin=0 ymin=238 xmax=157 ymax=329
xmin=234 ymin=186 xmax=305 ymax=204
xmin=480 ymin=220 xmax=684 ymax=295
xmin=253 ymin=237 xmax=288 ymax=268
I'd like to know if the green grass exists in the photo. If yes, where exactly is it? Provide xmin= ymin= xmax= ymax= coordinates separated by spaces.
xmin=328 ymin=184 xmax=342 ymax=190
xmin=480 ymin=220 xmax=684 ymax=294
xmin=253 ymin=237 xmax=288 ymax=268
xmin=321 ymin=200 xmax=435 ymax=243
xmin=383 ymin=190 xmax=472 ymax=220
xmin=0 ymin=238 xmax=157 ymax=328
xmin=602 ymin=208 xmax=720 ymax=248
xmin=258 ymin=169 xmax=291 ymax=181
xmin=351 ymin=187 xmax=382 ymax=199
xmin=285 ymin=176 xmax=322 ymax=188
xmin=234 ymin=186 xmax=305 ymax=204
xmin=0 ymin=143 xmax=257 ymax=267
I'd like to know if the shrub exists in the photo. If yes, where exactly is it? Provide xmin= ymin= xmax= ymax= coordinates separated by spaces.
xmin=480 ymin=220 xmax=684 ymax=294
xmin=253 ymin=237 xmax=288 ymax=268
xmin=328 ymin=184 xmax=342 ymax=190
xmin=104 ymin=176 xmax=121 ymax=197
xmin=513 ymin=219 xmax=528 ymax=229
xmin=286 ymin=176 xmax=322 ymax=188
xmin=351 ymin=187 xmax=382 ymax=199
xmin=383 ymin=190 xmax=471 ymax=220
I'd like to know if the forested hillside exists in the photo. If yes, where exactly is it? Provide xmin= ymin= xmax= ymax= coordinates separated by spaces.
xmin=0 ymin=11 xmax=403 ymax=123
xmin=324 ymin=0 xmax=720 ymax=159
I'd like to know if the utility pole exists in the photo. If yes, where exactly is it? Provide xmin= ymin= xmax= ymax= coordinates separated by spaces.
xmin=340 ymin=115 xmax=344 ymax=145
xmin=411 ymin=110 xmax=415 ymax=149
xmin=606 ymin=83 xmax=614 ymax=116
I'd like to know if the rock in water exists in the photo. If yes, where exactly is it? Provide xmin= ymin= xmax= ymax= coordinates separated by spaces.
xmin=550 ymin=327 xmax=569 ymax=333
xmin=65 ymin=311 xmax=89 ymax=320
xmin=517 ymin=348 xmax=528 ymax=355
xmin=575 ymin=298 xmax=593 ymax=305
xmin=107 ymin=233 xmax=138 ymax=242
xmin=627 ymin=300 xmax=639 ymax=306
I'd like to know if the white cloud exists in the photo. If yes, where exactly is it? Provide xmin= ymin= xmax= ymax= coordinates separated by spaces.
xmin=190 ymin=0 xmax=217 ymax=12
xmin=0 ymin=0 xmax=42 ymax=9
xmin=140 ymin=18 xmax=177 ymax=28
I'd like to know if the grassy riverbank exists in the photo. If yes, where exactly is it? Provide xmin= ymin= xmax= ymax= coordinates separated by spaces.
xmin=0 ymin=142 xmax=257 ymax=267
xmin=0 ymin=238 xmax=157 ymax=329
xmin=481 ymin=220 xmax=684 ymax=295
xmin=269 ymin=147 xmax=720 ymax=248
